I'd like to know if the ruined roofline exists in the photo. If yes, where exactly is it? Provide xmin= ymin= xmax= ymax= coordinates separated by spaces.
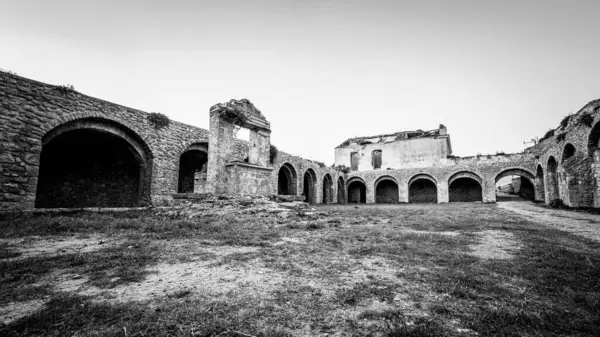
xmin=336 ymin=125 xmax=448 ymax=149
xmin=0 ymin=70 xmax=209 ymax=134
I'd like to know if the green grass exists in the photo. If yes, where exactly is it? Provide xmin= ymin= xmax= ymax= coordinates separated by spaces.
xmin=1 ymin=203 xmax=599 ymax=336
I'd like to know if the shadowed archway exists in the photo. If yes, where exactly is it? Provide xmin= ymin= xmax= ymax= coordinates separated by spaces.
xmin=278 ymin=163 xmax=297 ymax=195
xmin=303 ymin=168 xmax=317 ymax=203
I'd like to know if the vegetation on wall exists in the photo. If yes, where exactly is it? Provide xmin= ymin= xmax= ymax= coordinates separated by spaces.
xmin=539 ymin=129 xmax=555 ymax=142
xmin=55 ymin=84 xmax=76 ymax=95
xmin=578 ymin=113 xmax=594 ymax=127
xmin=559 ymin=115 xmax=572 ymax=129
xmin=0 ymin=68 xmax=17 ymax=75
xmin=148 ymin=112 xmax=170 ymax=129
xmin=333 ymin=165 xmax=351 ymax=174
xmin=555 ymin=133 xmax=566 ymax=142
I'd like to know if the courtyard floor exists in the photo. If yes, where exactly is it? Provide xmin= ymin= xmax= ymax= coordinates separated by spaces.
xmin=1 ymin=199 xmax=599 ymax=336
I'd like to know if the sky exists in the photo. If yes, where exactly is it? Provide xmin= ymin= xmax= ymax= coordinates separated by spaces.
xmin=1 ymin=0 xmax=599 ymax=165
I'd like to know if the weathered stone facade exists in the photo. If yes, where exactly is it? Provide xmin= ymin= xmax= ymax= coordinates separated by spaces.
xmin=1 ymin=72 xmax=599 ymax=210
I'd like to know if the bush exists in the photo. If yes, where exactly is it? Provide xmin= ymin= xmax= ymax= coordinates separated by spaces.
xmin=578 ymin=113 xmax=594 ymax=127
xmin=555 ymin=133 xmax=566 ymax=142
xmin=334 ymin=165 xmax=351 ymax=174
xmin=560 ymin=115 xmax=572 ymax=129
xmin=539 ymin=129 xmax=555 ymax=142
xmin=148 ymin=112 xmax=170 ymax=129
xmin=549 ymin=198 xmax=565 ymax=209
xmin=56 ymin=84 xmax=76 ymax=95
xmin=495 ymin=151 xmax=506 ymax=156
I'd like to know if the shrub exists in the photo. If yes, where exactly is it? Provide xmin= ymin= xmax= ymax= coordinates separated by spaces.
xmin=555 ymin=133 xmax=566 ymax=142
xmin=578 ymin=113 xmax=594 ymax=127
xmin=334 ymin=165 xmax=351 ymax=174
xmin=56 ymin=84 xmax=76 ymax=95
xmin=0 ymin=68 xmax=17 ymax=75
xmin=495 ymin=151 xmax=506 ymax=156
xmin=539 ymin=129 xmax=555 ymax=142
xmin=269 ymin=145 xmax=278 ymax=164
xmin=148 ymin=112 xmax=170 ymax=129
xmin=549 ymin=198 xmax=565 ymax=209
xmin=560 ymin=115 xmax=572 ymax=129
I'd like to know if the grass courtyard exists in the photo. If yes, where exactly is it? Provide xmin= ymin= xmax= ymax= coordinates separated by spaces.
xmin=1 ymin=201 xmax=599 ymax=336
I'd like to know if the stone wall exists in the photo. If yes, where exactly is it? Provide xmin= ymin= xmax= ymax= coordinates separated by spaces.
xmin=526 ymin=100 xmax=600 ymax=207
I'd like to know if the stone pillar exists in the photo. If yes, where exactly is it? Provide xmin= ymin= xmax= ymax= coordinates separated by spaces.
xmin=206 ymin=112 xmax=234 ymax=194
xmin=437 ymin=181 xmax=449 ymax=203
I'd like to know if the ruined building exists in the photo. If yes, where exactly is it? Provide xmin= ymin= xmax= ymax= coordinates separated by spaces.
xmin=1 ymin=72 xmax=600 ymax=210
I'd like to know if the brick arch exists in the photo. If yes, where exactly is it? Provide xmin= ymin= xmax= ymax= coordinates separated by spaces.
xmin=303 ymin=168 xmax=318 ymax=204
xmin=561 ymin=143 xmax=576 ymax=163
xmin=546 ymin=156 xmax=559 ymax=201
xmin=408 ymin=173 xmax=437 ymax=203
xmin=347 ymin=176 xmax=367 ymax=204
xmin=374 ymin=175 xmax=399 ymax=204
xmin=42 ymin=117 xmax=152 ymax=164
xmin=337 ymin=176 xmax=346 ymax=204
xmin=177 ymin=142 xmax=209 ymax=193
xmin=178 ymin=140 xmax=209 ymax=157
xmin=494 ymin=167 xmax=535 ymax=185
xmin=408 ymin=173 xmax=437 ymax=187
xmin=40 ymin=112 xmax=150 ymax=148
xmin=322 ymin=173 xmax=334 ymax=204
xmin=448 ymin=171 xmax=483 ymax=202
xmin=448 ymin=171 xmax=482 ymax=186
xmin=37 ymin=117 xmax=153 ymax=207
xmin=588 ymin=120 xmax=600 ymax=156
xmin=277 ymin=162 xmax=298 ymax=195
xmin=374 ymin=175 xmax=398 ymax=189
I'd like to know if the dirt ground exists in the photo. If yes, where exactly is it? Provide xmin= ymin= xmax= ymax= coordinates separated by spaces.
xmin=1 ymin=198 xmax=599 ymax=336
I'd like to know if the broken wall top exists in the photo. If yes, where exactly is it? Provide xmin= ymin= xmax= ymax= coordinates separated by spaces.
xmin=210 ymin=98 xmax=271 ymax=131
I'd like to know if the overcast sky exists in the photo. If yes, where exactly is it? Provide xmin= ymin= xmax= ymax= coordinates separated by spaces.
xmin=1 ymin=0 xmax=598 ymax=165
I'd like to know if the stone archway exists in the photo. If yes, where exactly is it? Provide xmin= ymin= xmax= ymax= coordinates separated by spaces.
xmin=494 ymin=168 xmax=535 ymax=201
xmin=337 ymin=176 xmax=346 ymax=204
xmin=177 ymin=143 xmax=208 ymax=193
xmin=535 ymin=165 xmax=545 ymax=202
xmin=408 ymin=174 xmax=437 ymax=203
xmin=35 ymin=119 xmax=152 ymax=208
xmin=278 ymin=163 xmax=297 ymax=195
xmin=547 ymin=156 xmax=559 ymax=202
xmin=448 ymin=171 xmax=482 ymax=202
xmin=588 ymin=122 xmax=600 ymax=207
xmin=322 ymin=174 xmax=333 ymax=204
xmin=347 ymin=178 xmax=366 ymax=204
xmin=303 ymin=168 xmax=317 ymax=204
xmin=374 ymin=176 xmax=399 ymax=203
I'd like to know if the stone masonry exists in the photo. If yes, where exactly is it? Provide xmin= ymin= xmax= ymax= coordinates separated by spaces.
xmin=1 ymin=71 xmax=599 ymax=210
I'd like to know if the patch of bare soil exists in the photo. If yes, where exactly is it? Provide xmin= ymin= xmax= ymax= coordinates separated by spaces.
xmin=0 ymin=299 xmax=47 ymax=325
xmin=469 ymin=230 xmax=521 ymax=260
xmin=498 ymin=201 xmax=600 ymax=243
xmin=0 ymin=235 xmax=120 ymax=262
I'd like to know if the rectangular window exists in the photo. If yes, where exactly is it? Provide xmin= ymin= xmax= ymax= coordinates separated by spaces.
xmin=372 ymin=150 xmax=382 ymax=169
xmin=350 ymin=152 xmax=359 ymax=171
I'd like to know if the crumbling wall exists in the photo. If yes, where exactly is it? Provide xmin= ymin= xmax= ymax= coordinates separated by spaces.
xmin=0 ymin=72 xmax=219 ymax=210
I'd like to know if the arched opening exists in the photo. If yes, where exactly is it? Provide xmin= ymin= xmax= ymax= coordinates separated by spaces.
xmin=448 ymin=172 xmax=482 ymax=202
xmin=347 ymin=179 xmax=366 ymax=204
xmin=36 ymin=122 xmax=151 ymax=208
xmin=278 ymin=163 xmax=297 ymax=195
xmin=408 ymin=175 xmax=437 ymax=203
xmin=535 ymin=165 xmax=545 ymax=202
xmin=494 ymin=168 xmax=535 ymax=202
xmin=561 ymin=143 xmax=576 ymax=163
xmin=590 ymin=122 xmax=600 ymax=208
xmin=375 ymin=177 xmax=399 ymax=203
xmin=547 ymin=156 xmax=559 ymax=202
xmin=177 ymin=144 xmax=208 ymax=193
xmin=337 ymin=177 xmax=346 ymax=204
xmin=322 ymin=174 xmax=333 ymax=204
xmin=303 ymin=168 xmax=317 ymax=204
